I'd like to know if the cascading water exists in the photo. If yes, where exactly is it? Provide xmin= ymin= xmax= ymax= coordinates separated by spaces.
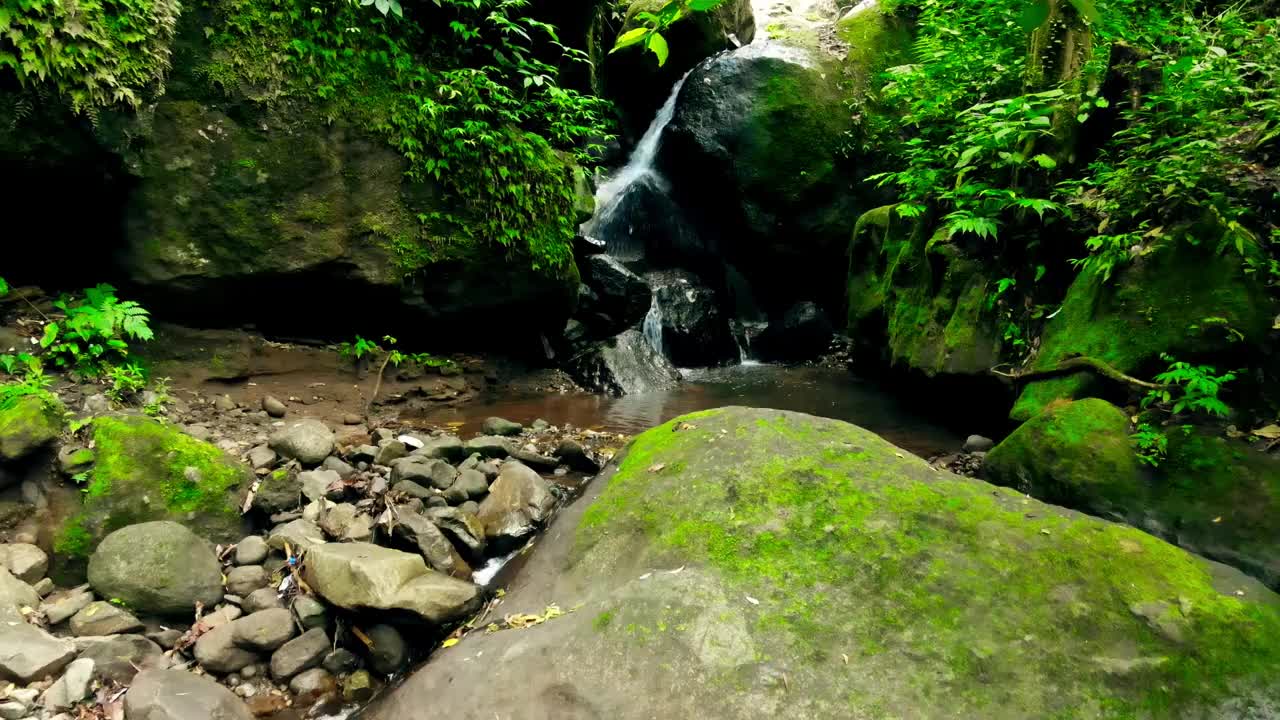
xmin=581 ymin=73 xmax=691 ymax=261
xmin=642 ymin=296 xmax=665 ymax=358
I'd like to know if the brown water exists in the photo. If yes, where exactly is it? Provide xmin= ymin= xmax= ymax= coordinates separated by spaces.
xmin=409 ymin=363 xmax=964 ymax=459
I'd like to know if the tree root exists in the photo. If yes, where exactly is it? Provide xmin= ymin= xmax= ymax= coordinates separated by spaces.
xmin=990 ymin=356 xmax=1164 ymax=390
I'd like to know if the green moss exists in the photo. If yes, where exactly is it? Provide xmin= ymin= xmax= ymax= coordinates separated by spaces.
xmin=835 ymin=3 xmax=913 ymax=92
xmin=592 ymin=610 xmax=614 ymax=631
xmin=54 ymin=516 xmax=94 ymax=558
xmin=576 ymin=407 xmax=1280 ymax=716
xmin=0 ymin=392 xmax=67 ymax=461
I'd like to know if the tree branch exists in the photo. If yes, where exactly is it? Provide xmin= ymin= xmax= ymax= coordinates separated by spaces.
xmin=990 ymin=355 xmax=1164 ymax=390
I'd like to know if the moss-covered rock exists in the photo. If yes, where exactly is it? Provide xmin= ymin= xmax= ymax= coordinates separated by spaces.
xmin=56 ymin=416 xmax=250 ymax=559
xmin=0 ymin=394 xmax=66 ymax=463
xmin=1011 ymin=240 xmax=1274 ymax=420
xmin=847 ymin=205 xmax=1002 ymax=376
xmin=988 ymin=399 xmax=1280 ymax=590
xmin=370 ymin=407 xmax=1280 ymax=719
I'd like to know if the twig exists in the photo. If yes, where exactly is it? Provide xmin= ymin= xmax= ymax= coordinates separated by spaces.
xmin=990 ymin=355 xmax=1164 ymax=390
xmin=365 ymin=351 xmax=394 ymax=419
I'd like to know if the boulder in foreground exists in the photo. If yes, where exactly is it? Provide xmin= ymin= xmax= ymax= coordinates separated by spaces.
xmin=368 ymin=407 xmax=1280 ymax=720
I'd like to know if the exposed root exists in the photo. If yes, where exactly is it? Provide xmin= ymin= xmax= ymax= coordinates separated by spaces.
xmin=990 ymin=355 xmax=1164 ymax=390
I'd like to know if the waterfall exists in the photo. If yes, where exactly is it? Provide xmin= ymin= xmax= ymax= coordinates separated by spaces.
xmin=641 ymin=295 xmax=665 ymax=359
xmin=581 ymin=73 xmax=691 ymax=260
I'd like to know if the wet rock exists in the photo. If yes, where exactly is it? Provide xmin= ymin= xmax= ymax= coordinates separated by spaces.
xmin=442 ymin=469 xmax=488 ymax=504
xmin=365 ymin=624 xmax=408 ymax=675
xmin=645 ymin=269 xmax=740 ymax=366
xmin=476 ymin=462 xmax=556 ymax=552
xmin=194 ymin=623 xmax=257 ymax=674
xmin=125 ymin=668 xmax=254 ymax=720
xmin=270 ymin=627 xmax=329 ymax=680
xmin=0 ymin=543 xmax=47 ymax=584
xmin=322 ymin=649 xmax=360 ymax=675
xmin=233 ymin=608 xmax=297 ymax=652
xmin=0 ymin=623 xmax=77 ymax=682
xmin=262 ymin=396 xmax=288 ymax=418
xmin=267 ymin=519 xmax=326 ymax=553
xmin=963 ymin=434 xmax=995 ymax=453
xmin=291 ymin=596 xmax=328 ymax=630
xmin=303 ymin=543 xmax=480 ymax=623
xmin=318 ymin=504 xmax=374 ymax=542
xmin=77 ymin=634 xmax=163 ymax=684
xmin=754 ymin=301 xmax=835 ymax=362
xmin=423 ymin=507 xmax=487 ymax=561
xmin=246 ymin=445 xmax=277 ymax=470
xmin=87 ymin=521 xmax=223 ymax=616
xmin=289 ymin=667 xmax=337 ymax=701
xmin=553 ymin=439 xmax=601 ymax=473
xmin=41 ymin=657 xmax=94 ymax=710
xmin=242 ymin=588 xmax=284 ymax=614
xmin=389 ymin=511 xmax=472 ymax=579
xmin=235 ymin=536 xmax=269 ymax=566
xmin=391 ymin=458 xmax=456 ymax=490
xmin=225 ymin=566 xmax=270 ymax=596
xmin=39 ymin=585 xmax=92 ymax=625
xmin=568 ymin=329 xmax=681 ymax=396
xmin=413 ymin=435 xmax=467 ymax=463
xmin=464 ymin=436 xmax=515 ymax=459
xmin=342 ymin=669 xmax=375 ymax=703
xmin=578 ymin=255 xmax=653 ymax=337
xmin=269 ymin=420 xmax=334 ymax=466
xmin=69 ymin=600 xmax=143 ymax=636
xmin=481 ymin=417 xmax=523 ymax=437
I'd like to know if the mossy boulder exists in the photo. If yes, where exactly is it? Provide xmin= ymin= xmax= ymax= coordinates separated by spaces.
xmin=56 ymin=416 xmax=251 ymax=559
xmin=988 ymin=399 xmax=1280 ymax=589
xmin=846 ymin=205 xmax=1002 ymax=376
xmin=0 ymin=395 xmax=66 ymax=464
xmin=369 ymin=407 xmax=1280 ymax=719
xmin=87 ymin=521 xmax=224 ymax=616
xmin=1011 ymin=240 xmax=1275 ymax=420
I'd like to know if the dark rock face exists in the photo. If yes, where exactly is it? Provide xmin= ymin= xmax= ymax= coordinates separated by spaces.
xmin=753 ymin=301 xmax=834 ymax=362
xmin=644 ymin=269 xmax=738 ymax=367
xmin=579 ymin=256 xmax=652 ymax=336
xmin=658 ymin=44 xmax=855 ymax=314
xmin=568 ymin=329 xmax=680 ymax=396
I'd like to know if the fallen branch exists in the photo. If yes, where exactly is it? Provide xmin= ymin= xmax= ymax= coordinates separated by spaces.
xmin=990 ymin=356 xmax=1164 ymax=390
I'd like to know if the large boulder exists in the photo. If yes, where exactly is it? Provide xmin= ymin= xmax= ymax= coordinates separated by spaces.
xmin=568 ymin=328 xmax=681 ymax=396
xmin=124 ymin=668 xmax=253 ymax=720
xmin=987 ymin=398 xmax=1280 ymax=589
xmin=1011 ymin=240 xmax=1275 ymax=420
xmin=753 ymin=300 xmax=834 ymax=362
xmin=580 ymin=255 xmax=652 ymax=336
xmin=0 ymin=623 xmax=77 ymax=683
xmin=269 ymin=420 xmax=335 ymax=466
xmin=368 ymin=407 xmax=1280 ymax=719
xmin=0 ymin=394 xmax=65 ymax=463
xmin=87 ymin=521 xmax=224 ymax=616
xmin=644 ymin=269 xmax=738 ymax=367
xmin=303 ymin=542 xmax=481 ymax=624
xmin=0 ymin=567 xmax=40 ymax=621
xmin=56 ymin=416 xmax=250 ymax=560
xmin=475 ymin=462 xmax=556 ymax=552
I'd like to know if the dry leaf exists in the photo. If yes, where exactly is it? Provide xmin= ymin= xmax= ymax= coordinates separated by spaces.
xmin=1251 ymin=424 xmax=1280 ymax=440
xmin=441 ymin=637 xmax=460 ymax=648
xmin=744 ymin=595 xmax=760 ymax=605
xmin=647 ymin=463 xmax=666 ymax=473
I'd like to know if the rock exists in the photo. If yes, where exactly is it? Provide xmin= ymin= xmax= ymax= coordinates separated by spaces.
xmin=40 ymin=586 xmax=93 ymax=625
xmin=0 ymin=394 xmax=65 ymax=462
xmin=41 ymin=657 xmax=94 ymax=710
xmin=962 ymin=434 xmax=995 ymax=453
xmin=146 ymin=628 xmax=183 ymax=650
xmin=987 ymin=399 xmax=1280 ymax=588
xmin=317 ymin=504 xmax=374 ymax=542
xmin=368 ymin=407 xmax=1280 ymax=720
xmin=0 ymin=701 xmax=24 ymax=720
xmin=57 ymin=445 xmax=95 ymax=477
xmin=201 ymin=605 xmax=243 ymax=629
xmin=69 ymin=600 xmax=143 ymax=636
xmin=235 ymin=536 xmax=269 ymax=566
xmin=389 ymin=511 xmax=472 ymax=579
xmin=0 ymin=544 xmax=48 ymax=584
xmin=289 ymin=666 xmax=337 ymax=700
xmin=241 ymin=588 xmax=284 ymax=614
xmin=269 ymin=627 xmax=329 ymax=680
xmin=0 ymin=623 xmax=76 ymax=682
xmin=225 ymin=566 xmax=269 ymax=596
xmin=299 ymin=469 xmax=341 ymax=503
xmin=753 ymin=301 xmax=834 ymax=362
xmin=261 ymin=396 xmax=288 ymax=418
xmin=194 ymin=623 xmax=257 ymax=674
xmin=32 ymin=578 xmax=53 ymax=597
xmin=476 ymin=462 xmax=555 ymax=552
xmin=577 ymin=255 xmax=653 ymax=338
xmin=442 ymin=469 xmax=488 ymax=505
xmin=267 ymin=519 xmax=326 ymax=553
xmin=414 ymin=435 xmax=466 ymax=462
xmin=391 ymin=480 xmax=436 ymax=500
xmin=350 ymin=445 xmax=378 ymax=464
xmin=322 ymin=649 xmax=360 ymax=675
xmin=87 ymin=521 xmax=224 ymax=616
xmin=251 ymin=467 xmax=302 ymax=514
xmin=481 ymin=417 xmax=523 ymax=437
xmin=342 ymin=413 xmax=363 ymax=425
xmin=77 ymin=634 xmax=163 ymax=684
xmin=322 ymin=455 xmax=356 ymax=479
xmin=568 ymin=329 xmax=681 ymax=396
xmin=390 ymin=458 xmax=456 ymax=490
xmin=375 ymin=440 xmax=409 ymax=466
xmin=268 ymin=420 xmax=335 ymax=466
xmin=290 ymin=596 xmax=328 ymax=630
xmin=365 ymin=624 xmax=408 ymax=675
xmin=65 ymin=416 xmax=251 ymax=557
xmin=125 ymin=668 xmax=253 ymax=720
xmin=423 ymin=507 xmax=487 ymax=561
xmin=458 ymin=500 xmax=480 ymax=515
xmin=233 ymin=608 xmax=297 ymax=652
xmin=342 ymin=670 xmax=375 ymax=703
xmin=245 ymin=443 xmax=276 ymax=471
xmin=303 ymin=543 xmax=480 ymax=624
xmin=644 ymin=269 xmax=739 ymax=366
xmin=214 ymin=395 xmax=237 ymax=412
xmin=81 ymin=394 xmax=112 ymax=418
xmin=462 ymin=436 xmax=514 ymax=459
xmin=510 ymin=448 xmax=558 ymax=472
xmin=553 ymin=439 xmax=600 ymax=474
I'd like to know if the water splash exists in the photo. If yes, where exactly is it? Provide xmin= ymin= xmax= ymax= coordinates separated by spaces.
xmin=641 ymin=294 xmax=665 ymax=358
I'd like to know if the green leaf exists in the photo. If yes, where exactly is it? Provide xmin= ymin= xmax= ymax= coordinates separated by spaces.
xmin=1032 ymin=153 xmax=1057 ymax=169
xmin=955 ymin=146 xmax=982 ymax=168
xmin=647 ymin=32 xmax=669 ymax=67
xmin=1076 ymin=112 xmax=1089 ymax=123
xmin=1065 ymin=0 xmax=1101 ymax=24
xmin=611 ymin=27 xmax=650 ymax=53
xmin=688 ymin=0 xmax=726 ymax=9
xmin=1017 ymin=0 xmax=1050 ymax=31
xmin=1034 ymin=265 xmax=1046 ymax=282
xmin=40 ymin=323 xmax=59 ymax=348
